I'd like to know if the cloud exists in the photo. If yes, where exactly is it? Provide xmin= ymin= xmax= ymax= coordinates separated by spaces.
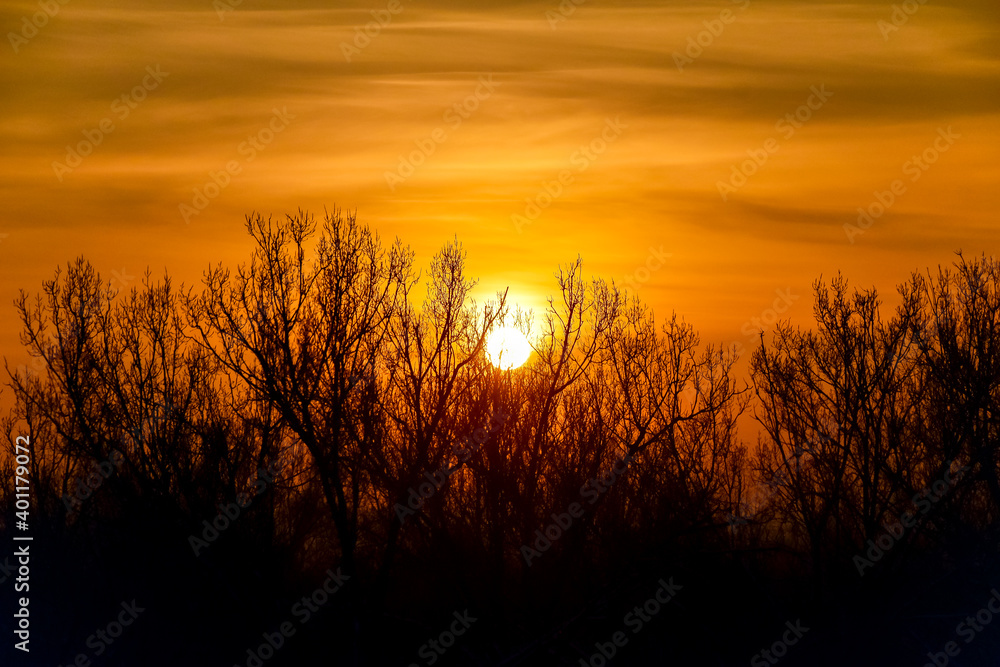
xmin=0 ymin=0 xmax=997 ymax=365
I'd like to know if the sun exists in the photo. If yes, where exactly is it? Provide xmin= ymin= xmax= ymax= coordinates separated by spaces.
xmin=485 ymin=325 xmax=532 ymax=370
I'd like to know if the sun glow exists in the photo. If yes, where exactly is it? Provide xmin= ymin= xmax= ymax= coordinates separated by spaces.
xmin=485 ymin=325 xmax=532 ymax=370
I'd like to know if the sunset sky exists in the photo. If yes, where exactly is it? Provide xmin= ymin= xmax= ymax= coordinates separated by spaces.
xmin=1 ymin=0 xmax=998 ymax=377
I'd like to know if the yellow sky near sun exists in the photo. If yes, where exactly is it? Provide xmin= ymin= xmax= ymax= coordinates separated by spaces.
xmin=1 ymin=0 xmax=998 ymax=389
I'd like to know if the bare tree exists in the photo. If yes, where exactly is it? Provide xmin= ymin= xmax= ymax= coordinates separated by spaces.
xmin=751 ymin=274 xmax=924 ymax=591
xmin=902 ymin=253 xmax=1000 ymax=526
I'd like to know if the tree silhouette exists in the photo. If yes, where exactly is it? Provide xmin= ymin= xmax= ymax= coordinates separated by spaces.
xmin=3 ymin=215 xmax=999 ymax=666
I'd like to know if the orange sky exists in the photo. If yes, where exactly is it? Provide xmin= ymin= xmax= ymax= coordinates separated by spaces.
xmin=1 ymin=0 xmax=998 ymax=383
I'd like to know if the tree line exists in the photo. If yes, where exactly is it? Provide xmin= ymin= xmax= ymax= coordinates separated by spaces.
xmin=2 ymin=210 xmax=997 ymax=665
